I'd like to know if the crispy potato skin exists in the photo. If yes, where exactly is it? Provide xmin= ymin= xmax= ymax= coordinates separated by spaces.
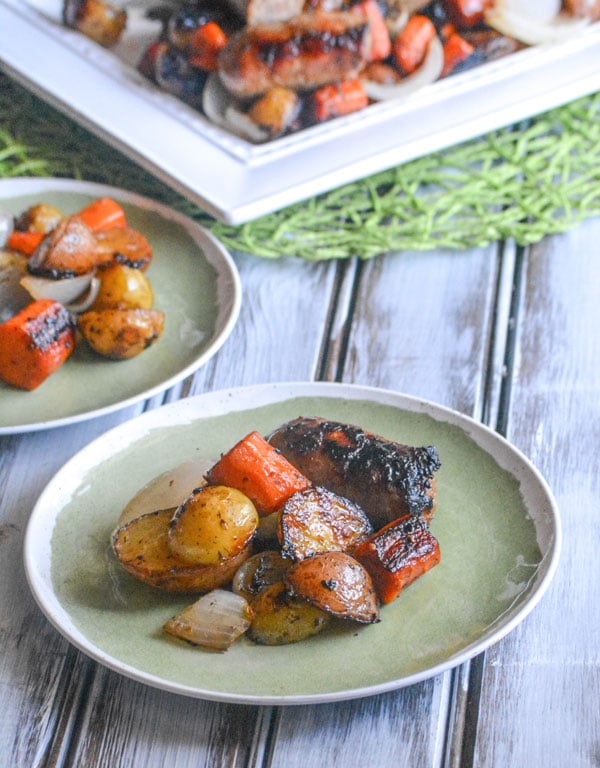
xmin=29 ymin=215 xmax=98 ymax=278
xmin=168 ymin=485 xmax=259 ymax=566
xmin=279 ymin=485 xmax=373 ymax=561
xmin=78 ymin=308 xmax=165 ymax=359
xmin=247 ymin=582 xmax=330 ymax=645
xmin=112 ymin=508 xmax=253 ymax=593
xmin=284 ymin=551 xmax=380 ymax=623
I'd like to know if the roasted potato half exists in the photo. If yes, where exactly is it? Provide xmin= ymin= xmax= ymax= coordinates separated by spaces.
xmin=284 ymin=551 xmax=380 ymax=624
xmin=247 ymin=582 xmax=331 ymax=645
xmin=279 ymin=486 xmax=373 ymax=561
xmin=91 ymin=263 xmax=154 ymax=310
xmin=112 ymin=507 xmax=252 ymax=592
xmin=168 ymin=485 xmax=259 ymax=566
xmin=78 ymin=307 xmax=165 ymax=359
xmin=94 ymin=226 xmax=153 ymax=270
xmin=15 ymin=203 xmax=63 ymax=234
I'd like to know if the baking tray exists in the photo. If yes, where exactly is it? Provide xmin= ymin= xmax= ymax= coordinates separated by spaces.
xmin=1 ymin=0 xmax=599 ymax=224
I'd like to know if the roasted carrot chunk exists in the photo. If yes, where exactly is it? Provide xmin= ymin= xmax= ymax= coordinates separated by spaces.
xmin=393 ymin=15 xmax=437 ymax=74
xmin=187 ymin=21 xmax=228 ymax=71
xmin=0 ymin=299 xmax=76 ymax=390
xmin=313 ymin=79 xmax=369 ymax=123
xmin=76 ymin=197 xmax=127 ymax=231
xmin=352 ymin=514 xmax=440 ymax=604
xmin=206 ymin=431 xmax=312 ymax=516
xmin=441 ymin=33 xmax=475 ymax=77
xmin=6 ymin=230 xmax=45 ymax=256
xmin=355 ymin=0 xmax=392 ymax=61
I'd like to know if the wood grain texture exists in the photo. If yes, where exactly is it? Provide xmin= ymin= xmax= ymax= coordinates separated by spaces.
xmin=473 ymin=220 xmax=600 ymax=768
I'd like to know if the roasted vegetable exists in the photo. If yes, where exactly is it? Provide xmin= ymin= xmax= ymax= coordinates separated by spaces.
xmin=77 ymin=307 xmax=165 ymax=359
xmin=247 ymin=582 xmax=331 ymax=645
xmin=284 ymin=551 xmax=380 ymax=623
xmin=63 ymin=0 xmax=127 ymax=47
xmin=112 ymin=508 xmax=253 ymax=592
xmin=93 ymin=226 xmax=153 ymax=270
xmin=90 ymin=263 xmax=154 ymax=310
xmin=278 ymin=485 xmax=373 ymax=561
xmin=28 ymin=215 xmax=98 ymax=278
xmin=76 ymin=197 xmax=127 ymax=231
xmin=352 ymin=514 xmax=440 ymax=604
xmin=168 ymin=485 xmax=259 ymax=566
xmin=206 ymin=430 xmax=311 ymax=516
xmin=393 ymin=14 xmax=438 ymax=74
xmin=14 ymin=203 xmax=63 ymax=235
xmin=0 ymin=299 xmax=76 ymax=390
xmin=232 ymin=550 xmax=290 ymax=600
xmin=164 ymin=589 xmax=253 ymax=650
xmin=248 ymin=87 xmax=302 ymax=137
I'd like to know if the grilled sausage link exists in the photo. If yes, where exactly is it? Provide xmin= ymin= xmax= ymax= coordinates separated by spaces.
xmin=218 ymin=9 xmax=374 ymax=97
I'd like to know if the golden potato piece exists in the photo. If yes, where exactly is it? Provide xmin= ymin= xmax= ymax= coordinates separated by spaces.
xmin=29 ymin=215 xmax=97 ymax=277
xmin=91 ymin=263 xmax=154 ymax=310
xmin=112 ymin=508 xmax=252 ymax=593
xmin=279 ymin=486 xmax=373 ymax=562
xmin=15 ymin=203 xmax=64 ymax=234
xmin=284 ymin=551 xmax=380 ymax=624
xmin=63 ymin=0 xmax=127 ymax=48
xmin=168 ymin=485 xmax=259 ymax=566
xmin=247 ymin=582 xmax=330 ymax=645
xmin=232 ymin=550 xmax=290 ymax=600
xmin=78 ymin=308 xmax=164 ymax=359
xmin=94 ymin=226 xmax=153 ymax=270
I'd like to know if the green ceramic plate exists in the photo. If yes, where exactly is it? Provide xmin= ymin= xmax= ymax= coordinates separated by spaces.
xmin=0 ymin=178 xmax=241 ymax=433
xmin=24 ymin=382 xmax=561 ymax=704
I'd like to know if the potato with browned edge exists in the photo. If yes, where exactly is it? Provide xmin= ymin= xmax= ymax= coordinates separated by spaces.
xmin=91 ymin=263 xmax=154 ymax=311
xmin=284 ymin=551 xmax=380 ymax=624
xmin=168 ymin=485 xmax=259 ymax=566
xmin=247 ymin=582 xmax=331 ymax=645
xmin=112 ymin=508 xmax=252 ymax=593
xmin=78 ymin=307 xmax=165 ymax=359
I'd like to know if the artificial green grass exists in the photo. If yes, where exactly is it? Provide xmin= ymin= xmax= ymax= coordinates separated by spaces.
xmin=1 ymin=73 xmax=598 ymax=260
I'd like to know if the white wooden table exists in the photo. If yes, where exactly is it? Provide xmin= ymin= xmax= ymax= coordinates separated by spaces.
xmin=1 ymin=216 xmax=598 ymax=767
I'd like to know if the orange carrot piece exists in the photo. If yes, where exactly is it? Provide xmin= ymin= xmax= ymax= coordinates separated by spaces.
xmin=313 ymin=79 xmax=369 ymax=123
xmin=0 ymin=299 xmax=76 ymax=390
xmin=206 ymin=431 xmax=312 ymax=516
xmin=6 ymin=230 xmax=45 ymax=256
xmin=355 ymin=0 xmax=392 ymax=61
xmin=393 ymin=15 xmax=437 ymax=74
xmin=187 ymin=21 xmax=228 ymax=71
xmin=441 ymin=33 xmax=475 ymax=77
xmin=353 ymin=514 xmax=440 ymax=604
xmin=76 ymin=197 xmax=127 ymax=231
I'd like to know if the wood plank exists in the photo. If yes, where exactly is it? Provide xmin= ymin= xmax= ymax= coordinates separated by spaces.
xmin=472 ymin=219 xmax=600 ymax=767
xmin=271 ymin=243 xmax=508 ymax=768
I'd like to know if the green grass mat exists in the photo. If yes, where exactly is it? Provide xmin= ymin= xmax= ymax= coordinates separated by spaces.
xmin=1 ymin=73 xmax=599 ymax=260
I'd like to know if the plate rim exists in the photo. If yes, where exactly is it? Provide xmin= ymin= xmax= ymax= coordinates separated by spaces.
xmin=0 ymin=177 xmax=242 ymax=435
xmin=23 ymin=381 xmax=562 ymax=705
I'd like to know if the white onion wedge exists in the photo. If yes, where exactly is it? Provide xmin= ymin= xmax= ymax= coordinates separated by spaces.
xmin=485 ymin=2 xmax=589 ymax=45
xmin=164 ymin=590 xmax=254 ymax=651
xmin=20 ymin=272 xmax=100 ymax=312
xmin=362 ymin=35 xmax=444 ymax=102
xmin=117 ymin=458 xmax=214 ymax=529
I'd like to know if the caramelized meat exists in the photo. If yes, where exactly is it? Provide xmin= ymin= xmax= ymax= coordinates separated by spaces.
xmin=268 ymin=417 xmax=441 ymax=530
xmin=218 ymin=9 xmax=373 ymax=97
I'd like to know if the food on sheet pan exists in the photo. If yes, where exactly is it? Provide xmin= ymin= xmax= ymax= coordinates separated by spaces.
xmin=110 ymin=418 xmax=442 ymax=650
xmin=0 ymin=196 xmax=164 ymax=389
xmin=62 ymin=0 xmax=597 ymax=142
